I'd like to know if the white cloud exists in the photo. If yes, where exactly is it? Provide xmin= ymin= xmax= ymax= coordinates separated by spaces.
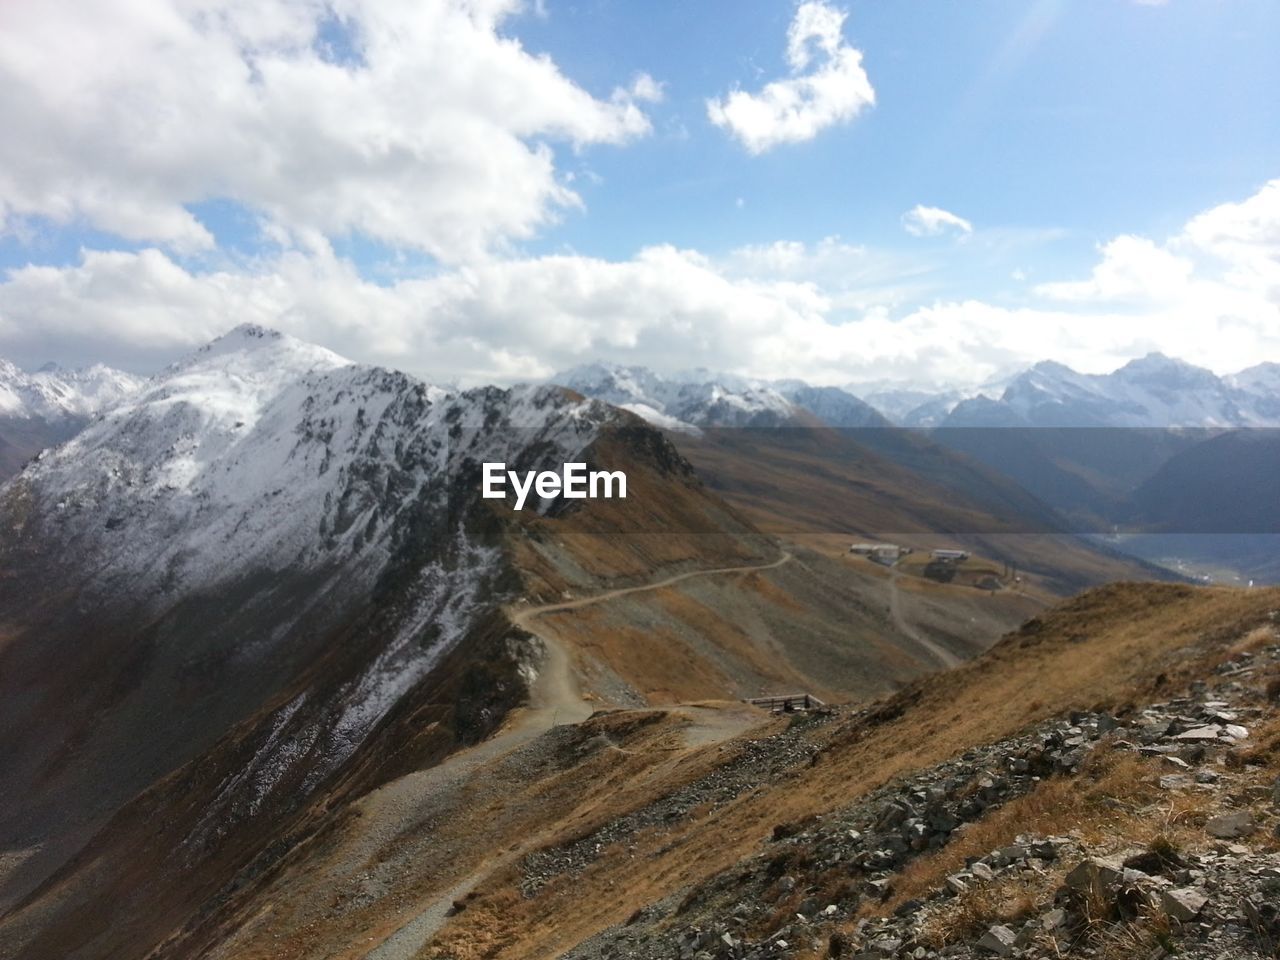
xmin=707 ymin=1 xmax=874 ymax=154
xmin=626 ymin=72 xmax=665 ymax=104
xmin=1180 ymin=178 xmax=1280 ymax=296
xmin=0 ymin=0 xmax=655 ymax=263
xmin=902 ymin=205 xmax=974 ymax=238
xmin=1 ymin=182 xmax=1277 ymax=389
xmin=1035 ymin=235 xmax=1193 ymax=302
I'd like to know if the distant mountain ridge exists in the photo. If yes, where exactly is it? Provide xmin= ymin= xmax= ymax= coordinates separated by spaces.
xmin=947 ymin=353 xmax=1280 ymax=428
xmin=555 ymin=363 xmax=889 ymax=431
xmin=0 ymin=357 xmax=145 ymax=479
xmin=554 ymin=355 xmax=1280 ymax=582
xmin=0 ymin=356 xmax=143 ymax=421
xmin=553 ymin=352 xmax=1280 ymax=431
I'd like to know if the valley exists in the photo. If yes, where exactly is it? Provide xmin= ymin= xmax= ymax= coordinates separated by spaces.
xmin=0 ymin=330 xmax=1275 ymax=960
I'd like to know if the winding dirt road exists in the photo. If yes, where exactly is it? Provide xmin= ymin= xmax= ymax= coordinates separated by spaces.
xmin=363 ymin=549 xmax=792 ymax=960
xmin=507 ymin=549 xmax=794 ymax=729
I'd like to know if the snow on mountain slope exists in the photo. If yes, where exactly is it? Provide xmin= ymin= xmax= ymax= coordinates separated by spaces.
xmin=772 ymin=383 xmax=891 ymax=428
xmin=555 ymin=362 xmax=837 ymax=429
xmin=1230 ymin=361 xmax=1280 ymax=396
xmin=558 ymin=363 xmax=892 ymax=431
xmin=0 ymin=325 xmax=635 ymax=907
xmin=948 ymin=353 xmax=1280 ymax=428
xmin=0 ymin=356 xmax=143 ymax=420
xmin=11 ymin=325 xmax=613 ymax=601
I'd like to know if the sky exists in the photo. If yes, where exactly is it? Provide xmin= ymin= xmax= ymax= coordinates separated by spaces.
xmin=0 ymin=0 xmax=1277 ymax=389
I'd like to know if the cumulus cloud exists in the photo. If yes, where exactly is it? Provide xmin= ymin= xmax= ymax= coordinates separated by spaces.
xmin=0 ymin=0 xmax=655 ymax=263
xmin=1 ymin=182 xmax=1278 ymax=389
xmin=1034 ymin=235 xmax=1193 ymax=302
xmin=902 ymin=205 xmax=974 ymax=238
xmin=707 ymin=1 xmax=874 ymax=154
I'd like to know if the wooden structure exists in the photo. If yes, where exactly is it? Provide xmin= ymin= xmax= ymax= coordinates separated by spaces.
xmin=746 ymin=693 xmax=826 ymax=713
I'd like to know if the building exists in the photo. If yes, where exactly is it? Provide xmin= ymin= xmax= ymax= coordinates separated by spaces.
xmin=931 ymin=549 xmax=970 ymax=562
xmin=871 ymin=544 xmax=903 ymax=565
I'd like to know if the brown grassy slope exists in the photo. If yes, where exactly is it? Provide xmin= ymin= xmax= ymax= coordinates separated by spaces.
xmin=425 ymin=582 xmax=1280 ymax=959
xmin=505 ymin=426 xmax=1042 ymax=706
xmin=673 ymin=428 xmax=1173 ymax=595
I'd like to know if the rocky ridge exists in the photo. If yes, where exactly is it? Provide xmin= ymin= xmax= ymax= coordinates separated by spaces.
xmin=560 ymin=644 xmax=1280 ymax=960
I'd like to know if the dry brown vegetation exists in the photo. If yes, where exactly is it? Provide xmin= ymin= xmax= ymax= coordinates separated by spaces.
xmin=420 ymin=583 xmax=1280 ymax=959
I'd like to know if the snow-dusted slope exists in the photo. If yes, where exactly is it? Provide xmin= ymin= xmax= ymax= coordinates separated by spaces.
xmin=0 ymin=325 xmax=633 ymax=897
xmin=945 ymin=353 xmax=1280 ymax=428
xmin=556 ymin=362 xmax=808 ymax=430
xmin=13 ymin=325 xmax=614 ymax=600
xmin=0 ymin=356 xmax=143 ymax=420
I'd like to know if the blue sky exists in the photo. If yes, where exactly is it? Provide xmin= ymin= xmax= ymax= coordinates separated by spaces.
xmin=515 ymin=0 xmax=1279 ymax=279
xmin=0 ymin=0 xmax=1277 ymax=386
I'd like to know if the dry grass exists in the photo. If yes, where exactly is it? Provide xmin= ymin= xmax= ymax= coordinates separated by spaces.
xmin=211 ymin=581 xmax=1279 ymax=960
xmin=421 ymin=584 xmax=1280 ymax=959
xmin=919 ymin=874 xmax=1052 ymax=948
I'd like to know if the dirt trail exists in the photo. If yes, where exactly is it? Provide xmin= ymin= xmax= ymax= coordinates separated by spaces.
xmin=507 ymin=549 xmax=792 ymax=731
xmin=886 ymin=567 xmax=961 ymax=669
xmin=510 ymin=550 xmax=794 ymax=625
xmin=361 ymin=551 xmax=791 ymax=960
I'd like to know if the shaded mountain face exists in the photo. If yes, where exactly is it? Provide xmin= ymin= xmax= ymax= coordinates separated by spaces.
xmin=0 ymin=356 xmax=144 ymax=480
xmin=0 ymin=325 xmax=634 ymax=916
xmin=1129 ymin=429 xmax=1280 ymax=534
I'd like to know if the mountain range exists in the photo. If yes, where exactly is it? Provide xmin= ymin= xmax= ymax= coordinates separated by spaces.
xmin=554 ymin=357 xmax=1280 ymax=583
xmin=556 ymin=353 xmax=1280 ymax=431
xmin=0 ymin=358 xmax=144 ymax=478
xmin=2 ymin=326 xmax=1027 ymax=959
xmin=1 ymin=327 xmax=1276 ymax=959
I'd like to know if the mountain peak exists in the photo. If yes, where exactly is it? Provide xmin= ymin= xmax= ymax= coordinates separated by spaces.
xmin=1028 ymin=359 xmax=1075 ymax=376
xmin=1114 ymin=352 xmax=1220 ymax=393
xmin=165 ymin=324 xmax=352 ymax=384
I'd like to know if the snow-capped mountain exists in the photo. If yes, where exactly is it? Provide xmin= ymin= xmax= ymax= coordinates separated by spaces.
xmin=770 ymin=383 xmax=891 ymax=428
xmin=555 ymin=363 xmax=897 ymax=430
xmin=0 ymin=356 xmax=143 ymax=421
xmin=942 ymin=353 xmax=1280 ymax=428
xmin=857 ymin=388 xmax=965 ymax=427
xmin=0 ymin=325 xmax=645 ymax=909
xmin=555 ymin=362 xmax=798 ymax=430
xmin=0 ymin=355 xmax=146 ymax=480
xmin=13 ymin=326 xmax=620 ymax=600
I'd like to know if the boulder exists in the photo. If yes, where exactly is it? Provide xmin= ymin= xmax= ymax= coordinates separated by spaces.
xmin=1175 ymin=725 xmax=1223 ymax=741
xmin=1064 ymin=856 xmax=1124 ymax=897
xmin=1205 ymin=811 xmax=1256 ymax=839
xmin=1161 ymin=887 xmax=1208 ymax=922
xmin=975 ymin=924 xmax=1017 ymax=956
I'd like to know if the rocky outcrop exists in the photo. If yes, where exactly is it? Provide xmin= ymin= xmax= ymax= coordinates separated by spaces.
xmin=563 ymin=643 xmax=1280 ymax=960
